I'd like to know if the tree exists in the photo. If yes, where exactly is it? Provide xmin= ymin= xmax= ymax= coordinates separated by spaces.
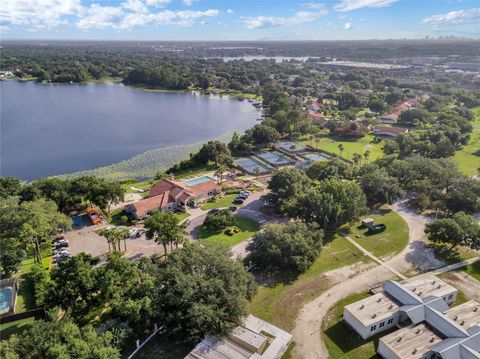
xmin=194 ymin=141 xmax=233 ymax=166
xmin=247 ymin=222 xmax=323 ymax=274
xmin=337 ymin=92 xmax=361 ymax=110
xmin=338 ymin=144 xmax=344 ymax=157
xmin=251 ymin=124 xmax=280 ymax=147
xmin=352 ymin=153 xmax=362 ymax=166
xmin=0 ymin=177 xmax=23 ymax=199
xmin=445 ymin=178 xmax=480 ymax=214
xmin=28 ymin=264 xmax=50 ymax=307
xmin=360 ymin=169 xmax=405 ymax=206
xmin=48 ymin=253 xmax=100 ymax=319
xmin=425 ymin=212 xmax=480 ymax=250
xmin=1 ymin=317 xmax=120 ymax=359
xmin=267 ymin=168 xmax=311 ymax=213
xmin=156 ymin=244 xmax=256 ymax=342
xmin=203 ymin=210 xmax=234 ymax=231
xmin=399 ymin=108 xmax=433 ymax=125
xmin=363 ymin=150 xmax=370 ymax=164
xmin=97 ymin=227 xmax=130 ymax=252
xmin=144 ymin=211 xmax=186 ymax=256
xmin=292 ymin=179 xmax=368 ymax=230
xmin=306 ymin=158 xmax=353 ymax=181
xmin=19 ymin=199 xmax=71 ymax=264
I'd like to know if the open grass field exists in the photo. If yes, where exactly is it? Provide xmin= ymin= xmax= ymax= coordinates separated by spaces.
xmin=0 ymin=317 xmax=35 ymax=340
xmin=301 ymin=133 xmax=384 ymax=162
xmin=246 ymin=234 xmax=370 ymax=331
xmin=121 ymin=179 xmax=154 ymax=193
xmin=197 ymin=216 xmax=260 ymax=247
xmin=452 ymin=107 xmax=480 ymax=177
xmin=322 ymin=292 xmax=383 ymax=359
xmin=341 ymin=208 xmax=409 ymax=259
xmin=464 ymin=261 xmax=480 ymax=282
xmin=201 ymin=194 xmax=239 ymax=210
xmin=247 ymin=209 xmax=409 ymax=331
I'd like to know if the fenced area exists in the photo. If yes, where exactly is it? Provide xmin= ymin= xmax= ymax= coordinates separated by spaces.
xmin=255 ymin=150 xmax=295 ymax=167
xmin=0 ymin=278 xmax=17 ymax=316
xmin=235 ymin=157 xmax=272 ymax=175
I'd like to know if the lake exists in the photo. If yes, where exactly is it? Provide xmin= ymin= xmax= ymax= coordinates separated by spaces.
xmin=1 ymin=81 xmax=259 ymax=180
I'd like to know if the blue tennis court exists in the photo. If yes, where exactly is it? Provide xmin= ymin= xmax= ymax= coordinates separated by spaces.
xmin=301 ymin=152 xmax=330 ymax=161
xmin=276 ymin=141 xmax=307 ymax=153
xmin=255 ymin=150 xmax=294 ymax=167
xmin=235 ymin=157 xmax=272 ymax=175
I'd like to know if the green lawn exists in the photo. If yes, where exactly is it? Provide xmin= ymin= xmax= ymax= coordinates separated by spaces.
xmin=430 ymin=242 xmax=479 ymax=265
xmin=0 ymin=317 xmax=35 ymax=339
xmin=463 ymin=261 xmax=480 ymax=282
xmin=15 ymin=243 xmax=52 ymax=313
xmin=121 ymin=179 xmax=154 ymax=194
xmin=322 ymin=292 xmax=383 ymax=359
xmin=301 ymin=133 xmax=384 ymax=162
xmin=197 ymin=217 xmax=260 ymax=247
xmin=108 ymin=208 xmax=135 ymax=226
xmin=175 ymin=212 xmax=190 ymax=222
xmin=341 ymin=208 xmax=409 ymax=259
xmin=201 ymin=194 xmax=239 ymax=210
xmin=452 ymin=107 xmax=480 ymax=177
xmin=247 ymin=234 xmax=370 ymax=331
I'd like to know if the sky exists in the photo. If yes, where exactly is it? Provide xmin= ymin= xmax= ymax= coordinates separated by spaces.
xmin=1 ymin=0 xmax=479 ymax=41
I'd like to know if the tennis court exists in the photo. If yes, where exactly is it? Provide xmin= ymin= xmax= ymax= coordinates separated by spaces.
xmin=255 ymin=150 xmax=294 ymax=167
xmin=275 ymin=141 xmax=307 ymax=153
xmin=235 ymin=157 xmax=272 ymax=175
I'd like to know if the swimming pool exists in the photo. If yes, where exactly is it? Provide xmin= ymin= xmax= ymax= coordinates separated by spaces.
xmin=235 ymin=157 xmax=272 ymax=175
xmin=0 ymin=287 xmax=13 ymax=314
xmin=183 ymin=176 xmax=215 ymax=186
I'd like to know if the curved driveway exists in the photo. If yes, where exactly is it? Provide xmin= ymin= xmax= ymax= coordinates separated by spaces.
xmin=292 ymin=200 xmax=444 ymax=359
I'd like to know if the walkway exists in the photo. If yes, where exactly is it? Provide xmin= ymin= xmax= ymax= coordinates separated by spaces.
xmin=341 ymin=232 xmax=407 ymax=280
xmin=432 ymin=256 xmax=480 ymax=274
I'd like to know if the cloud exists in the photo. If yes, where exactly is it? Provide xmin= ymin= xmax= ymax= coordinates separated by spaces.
xmin=422 ymin=8 xmax=480 ymax=25
xmin=0 ymin=0 xmax=219 ymax=31
xmin=182 ymin=0 xmax=196 ymax=6
xmin=344 ymin=22 xmax=352 ymax=29
xmin=301 ymin=2 xmax=327 ymax=10
xmin=242 ymin=4 xmax=327 ymax=29
xmin=0 ymin=0 xmax=82 ymax=29
xmin=226 ymin=9 xmax=234 ymax=15
xmin=335 ymin=0 xmax=397 ymax=12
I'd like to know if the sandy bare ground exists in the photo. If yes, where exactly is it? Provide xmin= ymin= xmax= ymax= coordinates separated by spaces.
xmin=441 ymin=272 xmax=480 ymax=302
xmin=292 ymin=200 xmax=443 ymax=359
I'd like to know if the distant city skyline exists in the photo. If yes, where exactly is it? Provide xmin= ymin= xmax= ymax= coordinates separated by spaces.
xmin=1 ymin=0 xmax=479 ymax=40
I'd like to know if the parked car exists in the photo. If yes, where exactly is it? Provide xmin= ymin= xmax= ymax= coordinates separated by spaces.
xmin=53 ymin=239 xmax=69 ymax=248
xmin=239 ymin=190 xmax=251 ymax=196
xmin=228 ymin=206 xmax=238 ymax=213
xmin=55 ymin=249 xmax=70 ymax=256
xmin=233 ymin=198 xmax=245 ymax=205
xmin=183 ymin=218 xmax=192 ymax=227
xmin=129 ymin=228 xmax=145 ymax=238
xmin=56 ymin=253 xmax=71 ymax=263
xmin=237 ymin=194 xmax=248 ymax=200
xmin=208 ymin=208 xmax=220 ymax=215
xmin=367 ymin=223 xmax=387 ymax=234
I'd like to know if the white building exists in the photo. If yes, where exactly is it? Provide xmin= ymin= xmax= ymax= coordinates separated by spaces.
xmin=185 ymin=315 xmax=292 ymax=359
xmin=343 ymin=274 xmax=480 ymax=359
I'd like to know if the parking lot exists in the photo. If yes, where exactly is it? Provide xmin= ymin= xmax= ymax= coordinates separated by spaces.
xmin=64 ymin=223 xmax=162 ymax=261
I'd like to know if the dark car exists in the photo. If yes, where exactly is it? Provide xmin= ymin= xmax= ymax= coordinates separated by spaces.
xmin=208 ymin=208 xmax=220 ymax=215
xmin=233 ymin=198 xmax=245 ymax=205
xmin=368 ymin=223 xmax=387 ymax=234
xmin=228 ymin=206 xmax=238 ymax=213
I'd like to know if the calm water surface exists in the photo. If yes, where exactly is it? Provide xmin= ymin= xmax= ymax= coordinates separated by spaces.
xmin=1 ymin=81 xmax=259 ymax=180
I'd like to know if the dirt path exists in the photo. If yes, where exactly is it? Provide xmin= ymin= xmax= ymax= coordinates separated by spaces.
xmin=292 ymin=201 xmax=443 ymax=359
xmin=441 ymin=272 xmax=480 ymax=302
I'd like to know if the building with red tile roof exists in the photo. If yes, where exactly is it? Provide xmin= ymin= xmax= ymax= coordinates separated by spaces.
xmin=126 ymin=178 xmax=221 ymax=219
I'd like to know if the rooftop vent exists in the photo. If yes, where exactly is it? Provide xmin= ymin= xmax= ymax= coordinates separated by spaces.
xmin=412 ymin=287 xmax=416 ymax=292
xmin=474 ymin=307 xmax=478 ymax=312
xmin=430 ymin=337 xmax=435 ymax=343
xmin=389 ymin=304 xmax=393 ymax=309
xmin=416 ymin=328 xmax=422 ymax=335
xmin=461 ymin=320 xmax=465 ymax=326
xmin=372 ymin=314 xmax=377 ymax=319
xmin=360 ymin=304 xmax=364 ymax=310
xmin=412 ymin=349 xmax=418 ymax=354
xmin=432 ymin=281 xmax=436 ymax=285
xmin=454 ymin=315 xmax=458 ymax=321
xmin=437 ymin=284 xmax=442 ymax=289
xmin=418 ymin=291 xmax=423 ymax=296
xmin=397 ymin=337 xmax=402 ymax=343
xmin=377 ymin=298 xmax=382 ymax=303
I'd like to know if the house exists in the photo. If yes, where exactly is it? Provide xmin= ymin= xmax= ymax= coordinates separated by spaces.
xmin=373 ymin=126 xmax=408 ymax=139
xmin=126 ymin=178 xmax=221 ymax=219
xmin=303 ymin=110 xmax=328 ymax=125
xmin=343 ymin=275 xmax=480 ymax=359
xmin=185 ymin=315 xmax=292 ymax=359
xmin=379 ymin=112 xmax=401 ymax=124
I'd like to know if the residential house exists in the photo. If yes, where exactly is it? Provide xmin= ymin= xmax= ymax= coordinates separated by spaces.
xmin=303 ymin=110 xmax=328 ymax=125
xmin=126 ymin=178 xmax=221 ymax=219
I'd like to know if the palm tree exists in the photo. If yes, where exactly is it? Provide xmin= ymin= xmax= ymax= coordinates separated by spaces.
xmin=338 ymin=144 xmax=345 ymax=157
xmin=363 ymin=150 xmax=371 ymax=164
xmin=315 ymin=138 xmax=320 ymax=149
xmin=215 ymin=166 xmax=227 ymax=184
xmin=253 ymin=166 xmax=261 ymax=177
xmin=352 ymin=153 xmax=362 ymax=166
xmin=144 ymin=211 xmax=186 ymax=257
xmin=97 ymin=227 xmax=130 ymax=253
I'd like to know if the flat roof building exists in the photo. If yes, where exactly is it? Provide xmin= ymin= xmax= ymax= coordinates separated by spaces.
xmin=343 ymin=274 xmax=480 ymax=359
xmin=185 ymin=315 xmax=292 ymax=359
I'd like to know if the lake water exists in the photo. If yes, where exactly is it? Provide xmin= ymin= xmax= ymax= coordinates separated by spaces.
xmin=1 ymin=81 xmax=259 ymax=180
